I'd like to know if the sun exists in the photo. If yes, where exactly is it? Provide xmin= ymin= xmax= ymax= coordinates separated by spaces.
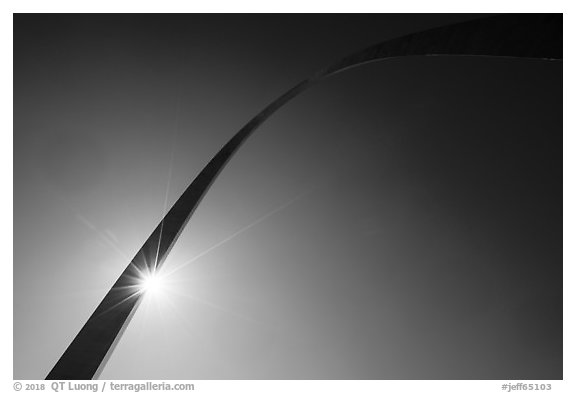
xmin=139 ymin=271 xmax=166 ymax=296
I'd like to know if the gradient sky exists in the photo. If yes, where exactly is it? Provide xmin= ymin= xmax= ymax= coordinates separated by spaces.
xmin=14 ymin=14 xmax=562 ymax=379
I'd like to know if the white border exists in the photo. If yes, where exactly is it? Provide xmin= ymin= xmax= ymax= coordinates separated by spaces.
xmin=3 ymin=3 xmax=572 ymax=393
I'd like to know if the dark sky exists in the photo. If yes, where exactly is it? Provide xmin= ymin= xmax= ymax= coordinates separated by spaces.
xmin=13 ymin=14 xmax=562 ymax=379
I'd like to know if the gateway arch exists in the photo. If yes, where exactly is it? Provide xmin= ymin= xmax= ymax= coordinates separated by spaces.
xmin=46 ymin=14 xmax=562 ymax=379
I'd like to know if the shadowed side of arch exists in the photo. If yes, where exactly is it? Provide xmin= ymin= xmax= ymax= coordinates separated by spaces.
xmin=46 ymin=14 xmax=562 ymax=380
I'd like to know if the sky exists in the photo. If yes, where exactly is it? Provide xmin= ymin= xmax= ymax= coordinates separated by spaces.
xmin=13 ymin=14 xmax=562 ymax=379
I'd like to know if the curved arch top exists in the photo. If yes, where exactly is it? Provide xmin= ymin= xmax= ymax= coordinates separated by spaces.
xmin=47 ymin=14 xmax=562 ymax=380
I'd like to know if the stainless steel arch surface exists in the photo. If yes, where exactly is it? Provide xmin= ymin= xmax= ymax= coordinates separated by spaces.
xmin=46 ymin=14 xmax=562 ymax=380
